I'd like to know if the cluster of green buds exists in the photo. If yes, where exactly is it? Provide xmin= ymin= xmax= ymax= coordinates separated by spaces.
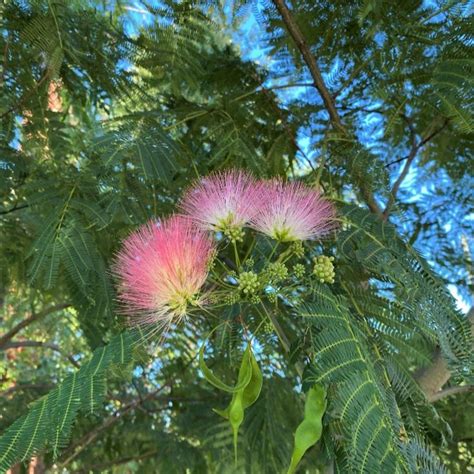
xmin=207 ymin=249 xmax=217 ymax=271
xmin=244 ymin=257 xmax=255 ymax=269
xmin=313 ymin=255 xmax=335 ymax=284
xmin=290 ymin=241 xmax=305 ymax=259
xmin=224 ymin=292 xmax=240 ymax=305
xmin=262 ymin=317 xmax=274 ymax=333
xmin=293 ymin=263 xmax=305 ymax=279
xmin=223 ymin=225 xmax=245 ymax=243
xmin=266 ymin=290 xmax=278 ymax=304
xmin=238 ymin=271 xmax=259 ymax=295
xmin=264 ymin=262 xmax=288 ymax=284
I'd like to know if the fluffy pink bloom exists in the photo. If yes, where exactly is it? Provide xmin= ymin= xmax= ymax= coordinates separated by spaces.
xmin=250 ymin=180 xmax=337 ymax=242
xmin=113 ymin=216 xmax=215 ymax=328
xmin=179 ymin=170 xmax=261 ymax=233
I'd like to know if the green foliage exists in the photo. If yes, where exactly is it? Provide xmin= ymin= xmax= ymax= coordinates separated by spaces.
xmin=338 ymin=205 xmax=473 ymax=378
xmin=0 ymin=331 xmax=136 ymax=471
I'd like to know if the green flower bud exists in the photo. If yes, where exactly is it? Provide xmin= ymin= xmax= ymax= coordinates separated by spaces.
xmin=223 ymin=226 xmax=245 ymax=243
xmin=244 ymin=257 xmax=255 ymax=269
xmin=224 ymin=292 xmax=240 ymax=305
xmin=267 ymin=291 xmax=278 ymax=304
xmin=238 ymin=271 xmax=259 ymax=295
xmin=263 ymin=319 xmax=274 ymax=334
xmin=208 ymin=293 xmax=221 ymax=304
xmin=293 ymin=263 xmax=305 ymax=279
xmin=290 ymin=241 xmax=305 ymax=259
xmin=313 ymin=255 xmax=335 ymax=284
xmin=264 ymin=262 xmax=288 ymax=283
xmin=249 ymin=294 xmax=261 ymax=304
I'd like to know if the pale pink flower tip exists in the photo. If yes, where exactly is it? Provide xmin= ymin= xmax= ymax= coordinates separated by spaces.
xmin=250 ymin=180 xmax=337 ymax=242
xmin=113 ymin=216 xmax=215 ymax=328
xmin=179 ymin=170 xmax=260 ymax=233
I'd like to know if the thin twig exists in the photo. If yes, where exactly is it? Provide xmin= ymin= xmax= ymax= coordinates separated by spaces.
xmin=58 ymin=350 xmax=200 ymax=468
xmin=0 ymin=303 xmax=70 ymax=347
xmin=0 ymin=204 xmax=29 ymax=215
xmin=0 ymin=383 xmax=54 ymax=398
xmin=382 ymin=118 xmax=449 ymax=219
xmin=57 ymin=386 xmax=164 ymax=468
xmin=1 ymin=340 xmax=80 ymax=368
xmin=385 ymin=156 xmax=409 ymax=168
xmin=339 ymin=105 xmax=385 ymax=116
xmin=271 ymin=0 xmax=386 ymax=217
xmin=0 ymin=72 xmax=50 ymax=120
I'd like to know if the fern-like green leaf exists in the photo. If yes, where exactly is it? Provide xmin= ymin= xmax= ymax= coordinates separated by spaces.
xmin=0 ymin=331 xmax=137 ymax=471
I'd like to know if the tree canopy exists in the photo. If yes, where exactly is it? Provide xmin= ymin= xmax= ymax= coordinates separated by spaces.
xmin=0 ymin=1 xmax=473 ymax=472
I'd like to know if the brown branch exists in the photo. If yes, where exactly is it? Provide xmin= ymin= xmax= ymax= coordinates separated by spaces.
xmin=57 ymin=349 xmax=200 ymax=469
xmin=361 ymin=188 xmax=384 ymax=218
xmin=415 ymin=307 xmax=474 ymax=401
xmin=1 ymin=340 xmax=80 ymax=368
xmin=272 ymin=0 xmax=345 ymax=134
xmin=0 ymin=71 xmax=50 ymax=120
xmin=0 ymin=303 xmax=70 ymax=347
xmin=271 ymin=0 xmax=385 ymax=216
xmin=0 ymin=383 xmax=54 ymax=398
xmin=428 ymin=385 xmax=474 ymax=403
xmin=0 ymin=204 xmax=29 ymax=215
xmin=57 ymin=386 xmax=164 ymax=469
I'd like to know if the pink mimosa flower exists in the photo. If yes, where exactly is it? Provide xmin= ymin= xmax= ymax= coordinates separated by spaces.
xmin=179 ymin=170 xmax=260 ymax=238
xmin=250 ymin=180 xmax=337 ymax=242
xmin=113 ymin=216 xmax=215 ymax=328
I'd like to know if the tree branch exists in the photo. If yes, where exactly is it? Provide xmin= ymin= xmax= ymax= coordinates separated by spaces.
xmin=0 ymin=303 xmax=70 ymax=347
xmin=272 ymin=0 xmax=385 ymax=216
xmin=428 ymin=385 xmax=474 ymax=403
xmin=272 ymin=0 xmax=345 ymax=134
xmin=0 ymin=340 xmax=80 ymax=368
xmin=382 ymin=118 xmax=449 ymax=219
xmin=339 ymin=105 xmax=385 ymax=116
xmin=415 ymin=307 xmax=474 ymax=401
xmin=0 ymin=383 xmax=54 ymax=398
xmin=385 ymin=155 xmax=409 ymax=168
xmin=57 ymin=386 xmax=164 ymax=468
xmin=57 ymin=350 xmax=200 ymax=469
xmin=0 ymin=71 xmax=50 ymax=120
xmin=0 ymin=204 xmax=29 ymax=215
